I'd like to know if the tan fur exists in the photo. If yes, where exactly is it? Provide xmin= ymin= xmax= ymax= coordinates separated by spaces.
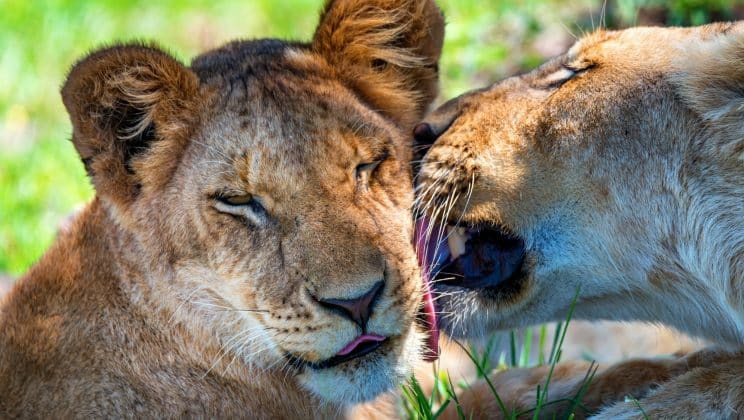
xmin=417 ymin=22 xmax=744 ymax=417
xmin=0 ymin=0 xmax=444 ymax=417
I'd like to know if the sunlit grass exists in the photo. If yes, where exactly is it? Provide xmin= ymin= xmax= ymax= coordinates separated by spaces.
xmin=401 ymin=289 xmax=604 ymax=419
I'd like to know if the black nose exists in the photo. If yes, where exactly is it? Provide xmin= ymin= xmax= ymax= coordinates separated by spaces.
xmin=413 ymin=122 xmax=439 ymax=146
xmin=412 ymin=122 xmax=445 ymax=170
xmin=316 ymin=281 xmax=384 ymax=331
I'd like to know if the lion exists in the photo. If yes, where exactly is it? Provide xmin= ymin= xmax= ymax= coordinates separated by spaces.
xmin=0 ymin=0 xmax=445 ymax=417
xmin=414 ymin=22 xmax=744 ymax=418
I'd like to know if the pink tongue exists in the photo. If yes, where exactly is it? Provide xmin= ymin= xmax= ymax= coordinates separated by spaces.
xmin=420 ymin=270 xmax=440 ymax=362
xmin=415 ymin=218 xmax=441 ymax=362
xmin=337 ymin=334 xmax=386 ymax=356
xmin=415 ymin=218 xmax=447 ymax=271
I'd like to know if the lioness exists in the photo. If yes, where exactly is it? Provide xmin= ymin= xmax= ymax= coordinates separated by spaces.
xmin=415 ymin=22 xmax=744 ymax=418
xmin=0 ymin=0 xmax=444 ymax=416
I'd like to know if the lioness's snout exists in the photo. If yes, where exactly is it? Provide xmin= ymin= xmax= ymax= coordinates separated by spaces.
xmin=413 ymin=96 xmax=461 ymax=152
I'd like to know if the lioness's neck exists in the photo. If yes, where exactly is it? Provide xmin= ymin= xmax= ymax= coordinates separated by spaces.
xmin=647 ymin=133 xmax=744 ymax=345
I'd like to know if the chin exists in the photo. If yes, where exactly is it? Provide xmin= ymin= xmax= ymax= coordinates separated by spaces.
xmin=432 ymin=281 xmax=539 ymax=340
xmin=435 ymin=269 xmax=594 ymax=342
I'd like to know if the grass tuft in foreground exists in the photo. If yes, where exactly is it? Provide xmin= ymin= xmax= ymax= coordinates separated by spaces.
xmin=402 ymin=289 xmax=600 ymax=420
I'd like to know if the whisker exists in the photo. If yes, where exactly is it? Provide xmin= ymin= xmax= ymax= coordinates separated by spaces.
xmin=190 ymin=301 xmax=269 ymax=313
xmin=169 ymin=287 xmax=206 ymax=324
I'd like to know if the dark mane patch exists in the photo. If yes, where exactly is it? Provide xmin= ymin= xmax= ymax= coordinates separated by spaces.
xmin=191 ymin=39 xmax=308 ymax=83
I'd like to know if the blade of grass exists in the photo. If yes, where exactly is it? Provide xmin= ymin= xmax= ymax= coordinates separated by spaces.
xmin=566 ymin=361 xmax=599 ymax=416
xmin=532 ymin=287 xmax=581 ymax=420
xmin=626 ymin=395 xmax=650 ymax=420
xmin=454 ymin=340 xmax=512 ymax=418
xmin=519 ymin=327 xmax=533 ymax=367
xmin=402 ymin=374 xmax=435 ymax=420
xmin=444 ymin=370 xmax=466 ymax=420
xmin=471 ymin=333 xmax=498 ymax=378
xmin=538 ymin=324 xmax=547 ymax=366
xmin=432 ymin=399 xmax=451 ymax=420
xmin=509 ymin=330 xmax=518 ymax=367
xmin=429 ymin=364 xmax=440 ymax=409
xmin=516 ymin=398 xmax=592 ymax=417
xmin=548 ymin=322 xmax=563 ymax=365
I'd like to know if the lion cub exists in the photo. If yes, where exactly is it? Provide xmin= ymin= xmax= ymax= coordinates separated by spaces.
xmin=0 ymin=0 xmax=444 ymax=417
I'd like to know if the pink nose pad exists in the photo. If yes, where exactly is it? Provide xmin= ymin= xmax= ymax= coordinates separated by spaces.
xmin=316 ymin=280 xmax=384 ymax=331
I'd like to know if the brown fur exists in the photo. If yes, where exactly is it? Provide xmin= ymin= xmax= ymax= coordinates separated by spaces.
xmin=417 ymin=22 xmax=744 ymax=417
xmin=0 ymin=0 xmax=444 ymax=417
xmin=440 ymin=348 xmax=743 ymax=419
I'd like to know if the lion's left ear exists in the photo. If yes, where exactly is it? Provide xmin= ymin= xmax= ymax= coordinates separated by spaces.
xmin=312 ymin=0 xmax=445 ymax=129
xmin=62 ymin=44 xmax=201 ymax=208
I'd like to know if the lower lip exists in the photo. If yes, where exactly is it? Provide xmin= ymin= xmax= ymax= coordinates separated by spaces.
xmin=336 ymin=334 xmax=387 ymax=356
xmin=289 ymin=338 xmax=389 ymax=370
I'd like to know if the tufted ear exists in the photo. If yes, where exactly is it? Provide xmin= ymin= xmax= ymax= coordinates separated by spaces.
xmin=62 ymin=44 xmax=201 ymax=207
xmin=312 ymin=0 xmax=445 ymax=130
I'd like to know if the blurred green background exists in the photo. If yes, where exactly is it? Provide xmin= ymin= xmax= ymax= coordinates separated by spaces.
xmin=1 ymin=0 xmax=742 ymax=276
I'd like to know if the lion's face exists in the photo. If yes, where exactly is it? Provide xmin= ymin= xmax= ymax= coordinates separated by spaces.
xmin=175 ymin=48 xmax=433 ymax=402
xmin=62 ymin=0 xmax=444 ymax=404
xmin=415 ymin=22 xmax=744 ymax=340
xmin=175 ymin=55 xmax=421 ymax=402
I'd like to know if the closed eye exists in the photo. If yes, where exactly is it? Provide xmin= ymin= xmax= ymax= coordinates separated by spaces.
xmin=356 ymin=150 xmax=388 ymax=191
xmin=214 ymin=193 xmax=269 ymax=224
xmin=539 ymin=62 xmax=594 ymax=89
xmin=542 ymin=67 xmax=577 ymax=87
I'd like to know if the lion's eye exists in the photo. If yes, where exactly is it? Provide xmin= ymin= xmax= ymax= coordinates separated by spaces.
xmin=356 ymin=160 xmax=382 ymax=176
xmin=214 ymin=193 xmax=268 ymax=224
xmin=355 ymin=150 xmax=387 ymax=191
xmin=540 ymin=62 xmax=593 ymax=89
xmin=355 ymin=161 xmax=380 ymax=191
xmin=220 ymin=194 xmax=253 ymax=206
xmin=542 ymin=67 xmax=577 ymax=88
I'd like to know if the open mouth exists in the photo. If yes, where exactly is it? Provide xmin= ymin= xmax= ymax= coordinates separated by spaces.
xmin=415 ymin=218 xmax=526 ymax=292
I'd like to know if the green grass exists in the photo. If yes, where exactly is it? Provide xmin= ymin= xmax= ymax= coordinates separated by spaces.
xmin=401 ymin=289 xmax=601 ymax=419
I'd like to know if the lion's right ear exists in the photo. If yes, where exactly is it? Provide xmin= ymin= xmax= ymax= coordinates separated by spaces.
xmin=312 ymin=0 xmax=445 ymax=130
xmin=62 ymin=44 xmax=200 ymax=207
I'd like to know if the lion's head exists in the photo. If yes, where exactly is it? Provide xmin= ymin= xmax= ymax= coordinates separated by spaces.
xmin=61 ymin=0 xmax=443 ymax=404
xmin=415 ymin=22 xmax=744 ymax=345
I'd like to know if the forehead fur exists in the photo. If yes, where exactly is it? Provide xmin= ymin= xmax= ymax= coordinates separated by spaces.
xmin=191 ymin=39 xmax=399 ymax=146
xmin=192 ymin=39 xmax=313 ymax=84
xmin=569 ymin=22 xmax=744 ymax=71
xmin=182 ymin=39 xmax=404 ymax=205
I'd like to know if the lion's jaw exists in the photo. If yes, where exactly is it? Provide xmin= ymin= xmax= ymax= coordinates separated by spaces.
xmin=416 ymin=23 xmax=744 ymax=346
